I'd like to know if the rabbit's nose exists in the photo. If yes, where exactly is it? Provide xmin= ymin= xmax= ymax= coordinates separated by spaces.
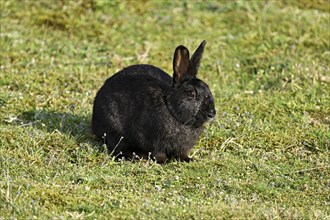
xmin=207 ymin=108 xmax=216 ymax=118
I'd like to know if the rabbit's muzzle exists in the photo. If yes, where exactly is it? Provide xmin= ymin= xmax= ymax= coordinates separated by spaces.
xmin=207 ymin=108 xmax=216 ymax=119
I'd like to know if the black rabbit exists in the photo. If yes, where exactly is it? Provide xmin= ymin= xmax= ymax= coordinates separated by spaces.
xmin=92 ymin=40 xmax=216 ymax=163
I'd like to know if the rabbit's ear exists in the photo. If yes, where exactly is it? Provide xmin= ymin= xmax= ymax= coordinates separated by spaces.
xmin=173 ymin=45 xmax=190 ymax=86
xmin=187 ymin=40 xmax=206 ymax=77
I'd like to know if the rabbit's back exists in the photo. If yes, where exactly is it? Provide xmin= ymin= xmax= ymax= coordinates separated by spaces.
xmin=111 ymin=64 xmax=172 ymax=86
xmin=92 ymin=64 xmax=172 ymax=139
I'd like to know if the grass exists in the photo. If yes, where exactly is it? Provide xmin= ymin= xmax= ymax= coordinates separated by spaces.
xmin=1 ymin=0 xmax=329 ymax=219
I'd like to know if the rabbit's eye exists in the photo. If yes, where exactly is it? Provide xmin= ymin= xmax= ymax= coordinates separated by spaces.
xmin=187 ymin=91 xmax=196 ymax=99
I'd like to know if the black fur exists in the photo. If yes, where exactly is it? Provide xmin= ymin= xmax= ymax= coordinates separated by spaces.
xmin=92 ymin=41 xmax=216 ymax=163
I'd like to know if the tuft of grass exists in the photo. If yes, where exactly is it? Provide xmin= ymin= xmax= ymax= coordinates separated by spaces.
xmin=1 ymin=0 xmax=329 ymax=219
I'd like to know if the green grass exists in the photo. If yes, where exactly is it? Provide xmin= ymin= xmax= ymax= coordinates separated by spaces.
xmin=1 ymin=0 xmax=329 ymax=219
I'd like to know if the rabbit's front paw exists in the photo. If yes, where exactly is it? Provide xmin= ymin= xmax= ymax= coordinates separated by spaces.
xmin=179 ymin=154 xmax=193 ymax=162
xmin=154 ymin=152 xmax=168 ymax=164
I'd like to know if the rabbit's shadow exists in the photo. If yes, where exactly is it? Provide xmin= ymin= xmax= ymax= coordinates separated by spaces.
xmin=19 ymin=109 xmax=94 ymax=141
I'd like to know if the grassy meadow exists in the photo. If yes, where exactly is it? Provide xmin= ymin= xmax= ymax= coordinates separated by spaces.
xmin=1 ymin=0 xmax=330 ymax=219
